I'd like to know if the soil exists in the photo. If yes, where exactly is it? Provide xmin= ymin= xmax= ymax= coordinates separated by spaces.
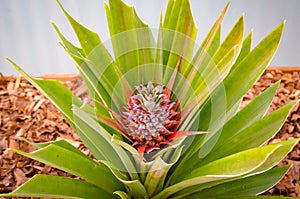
xmin=0 ymin=67 xmax=300 ymax=198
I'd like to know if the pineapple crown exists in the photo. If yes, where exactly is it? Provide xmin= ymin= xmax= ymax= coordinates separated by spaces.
xmin=121 ymin=81 xmax=180 ymax=153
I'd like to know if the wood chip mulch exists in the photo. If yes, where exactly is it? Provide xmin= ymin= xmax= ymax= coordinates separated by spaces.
xmin=243 ymin=67 xmax=300 ymax=197
xmin=0 ymin=67 xmax=300 ymax=198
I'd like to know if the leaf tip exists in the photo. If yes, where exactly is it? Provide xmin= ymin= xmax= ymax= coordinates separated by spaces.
xmin=56 ymin=0 xmax=70 ymax=19
xmin=221 ymin=1 xmax=230 ymax=16
xmin=273 ymin=79 xmax=281 ymax=88
xmin=4 ymin=56 xmax=10 ymax=62
xmin=5 ymin=57 xmax=18 ymax=68
xmin=104 ymin=1 xmax=109 ymax=9
xmin=51 ymin=21 xmax=59 ymax=30
xmin=56 ymin=0 xmax=64 ymax=10
xmin=278 ymin=20 xmax=286 ymax=31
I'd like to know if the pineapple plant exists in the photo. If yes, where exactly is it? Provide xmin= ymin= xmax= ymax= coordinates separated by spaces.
xmin=1 ymin=0 xmax=299 ymax=198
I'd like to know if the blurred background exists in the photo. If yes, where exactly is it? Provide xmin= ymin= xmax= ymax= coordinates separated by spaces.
xmin=1 ymin=0 xmax=300 ymax=75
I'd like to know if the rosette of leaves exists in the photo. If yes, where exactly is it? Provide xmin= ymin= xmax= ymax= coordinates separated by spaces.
xmin=2 ymin=0 xmax=299 ymax=198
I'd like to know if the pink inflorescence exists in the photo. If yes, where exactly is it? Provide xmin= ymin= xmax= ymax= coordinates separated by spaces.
xmin=121 ymin=81 xmax=180 ymax=153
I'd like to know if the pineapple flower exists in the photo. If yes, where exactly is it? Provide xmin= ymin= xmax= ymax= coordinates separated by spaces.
xmin=121 ymin=81 xmax=181 ymax=154
xmin=95 ymin=57 xmax=210 ymax=160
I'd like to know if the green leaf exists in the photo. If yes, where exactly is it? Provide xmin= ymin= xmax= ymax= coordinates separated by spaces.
xmin=179 ymin=14 xmax=244 ymax=133
xmin=11 ymin=143 xmax=123 ymax=193
xmin=180 ymin=2 xmax=228 ymax=87
xmin=167 ymin=4 xmax=230 ymax=180
xmin=161 ymin=0 xmax=197 ymax=81
xmin=0 ymin=175 xmax=113 ymax=199
xmin=105 ymin=0 xmax=154 ymax=75
xmin=77 ymin=58 xmax=116 ymax=115
xmin=57 ymin=0 xmax=100 ymax=55
xmin=232 ymin=30 xmax=253 ymax=69
xmin=72 ymin=105 xmax=122 ymax=164
xmin=51 ymin=22 xmax=84 ymax=65
xmin=153 ymin=144 xmax=279 ymax=199
xmin=101 ymin=160 xmax=148 ymax=199
xmin=181 ymin=44 xmax=240 ymax=132
xmin=186 ymin=145 xmax=279 ymax=180
xmin=119 ymin=180 xmax=148 ymax=198
xmin=198 ymin=21 xmax=285 ymax=132
xmin=225 ymin=80 xmax=279 ymax=136
xmin=186 ymin=166 xmax=291 ymax=198
xmin=172 ymin=139 xmax=299 ymax=198
xmin=114 ymin=191 xmax=131 ymax=199
xmin=211 ymin=14 xmax=244 ymax=66
xmin=189 ymin=13 xmax=244 ymax=97
xmin=72 ymin=105 xmax=140 ymax=180
xmin=168 ymin=81 xmax=279 ymax=184
xmin=144 ymin=147 xmax=182 ymax=197
xmin=195 ymin=14 xmax=245 ymax=131
xmin=154 ymin=13 xmax=164 ymax=83
xmin=52 ymin=10 xmax=122 ymax=117
xmin=192 ymin=3 xmax=229 ymax=67
xmin=7 ymin=60 xmax=128 ymax=175
xmin=19 ymin=138 xmax=100 ymax=160
xmin=133 ymin=9 xmax=155 ymax=66
xmin=196 ymin=81 xmax=281 ymax=164
xmin=145 ymin=158 xmax=169 ymax=197
xmin=211 ymin=197 xmax=300 ymax=199
xmin=200 ymin=100 xmax=297 ymax=164
xmin=214 ymin=30 xmax=253 ymax=118
xmin=248 ymin=139 xmax=299 ymax=176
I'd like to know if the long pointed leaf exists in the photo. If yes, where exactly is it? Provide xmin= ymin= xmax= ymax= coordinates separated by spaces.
xmin=105 ymin=0 xmax=154 ymax=75
xmin=175 ymin=139 xmax=299 ymax=198
xmin=153 ymin=144 xmax=279 ymax=199
xmin=144 ymin=147 xmax=182 ymax=197
xmin=187 ymin=166 xmax=290 ymax=198
xmin=72 ymin=105 xmax=141 ymax=181
xmin=53 ymin=21 xmax=112 ymax=116
xmin=232 ymin=30 xmax=253 ymax=69
xmin=198 ymin=21 xmax=285 ymax=132
xmin=189 ymin=2 xmax=229 ymax=73
xmin=201 ymin=100 xmax=297 ymax=165
xmin=196 ymin=81 xmax=281 ymax=163
xmin=100 ymin=160 xmax=149 ymax=198
xmin=55 ymin=2 xmax=127 ymax=117
xmin=195 ymin=14 xmax=245 ymax=131
xmin=161 ymin=0 xmax=197 ymax=81
xmin=0 ymin=175 xmax=113 ymax=199
xmin=57 ymin=0 xmax=100 ymax=55
xmin=11 ymin=143 xmax=123 ymax=193
xmin=247 ymin=139 xmax=299 ymax=177
xmin=167 ymin=81 xmax=287 ymax=186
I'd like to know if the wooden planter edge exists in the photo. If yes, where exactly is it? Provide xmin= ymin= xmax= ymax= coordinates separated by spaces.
xmin=39 ymin=66 xmax=300 ymax=82
xmin=3 ymin=66 xmax=300 ymax=83
xmin=266 ymin=66 xmax=300 ymax=72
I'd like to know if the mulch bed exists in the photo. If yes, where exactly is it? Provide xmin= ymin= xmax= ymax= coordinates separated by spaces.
xmin=0 ymin=67 xmax=300 ymax=198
